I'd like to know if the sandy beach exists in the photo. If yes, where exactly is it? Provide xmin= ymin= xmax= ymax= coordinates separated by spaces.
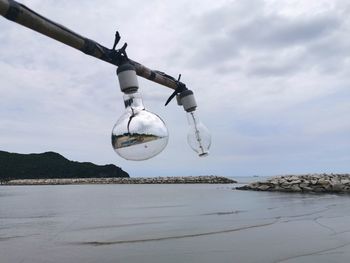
xmin=1 ymin=181 xmax=350 ymax=263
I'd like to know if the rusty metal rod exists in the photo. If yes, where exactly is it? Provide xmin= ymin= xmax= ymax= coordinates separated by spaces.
xmin=0 ymin=0 xmax=180 ymax=90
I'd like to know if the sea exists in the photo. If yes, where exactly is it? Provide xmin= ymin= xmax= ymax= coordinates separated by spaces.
xmin=1 ymin=176 xmax=350 ymax=263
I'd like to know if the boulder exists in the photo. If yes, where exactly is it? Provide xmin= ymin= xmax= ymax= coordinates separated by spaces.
xmin=257 ymin=185 xmax=270 ymax=191
xmin=290 ymin=185 xmax=301 ymax=192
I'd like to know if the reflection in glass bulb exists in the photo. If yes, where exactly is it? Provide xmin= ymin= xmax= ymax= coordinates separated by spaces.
xmin=186 ymin=111 xmax=211 ymax=157
xmin=111 ymin=92 xmax=168 ymax=161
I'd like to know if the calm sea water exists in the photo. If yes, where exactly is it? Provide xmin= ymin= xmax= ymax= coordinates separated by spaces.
xmin=1 ymin=179 xmax=350 ymax=263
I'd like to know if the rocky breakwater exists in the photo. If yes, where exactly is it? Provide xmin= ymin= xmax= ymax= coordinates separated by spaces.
xmin=6 ymin=176 xmax=236 ymax=185
xmin=236 ymin=174 xmax=350 ymax=193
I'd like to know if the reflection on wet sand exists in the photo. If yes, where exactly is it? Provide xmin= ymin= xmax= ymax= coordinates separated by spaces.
xmin=71 ymin=219 xmax=279 ymax=246
xmin=72 ymin=221 xmax=166 ymax=232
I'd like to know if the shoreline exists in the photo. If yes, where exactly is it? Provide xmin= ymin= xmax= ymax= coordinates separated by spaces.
xmin=2 ymin=176 xmax=236 ymax=185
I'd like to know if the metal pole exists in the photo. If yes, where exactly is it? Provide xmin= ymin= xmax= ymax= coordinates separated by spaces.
xmin=0 ymin=0 xmax=180 ymax=90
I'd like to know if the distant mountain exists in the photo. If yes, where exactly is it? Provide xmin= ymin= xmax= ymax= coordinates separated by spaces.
xmin=0 ymin=150 xmax=129 ymax=181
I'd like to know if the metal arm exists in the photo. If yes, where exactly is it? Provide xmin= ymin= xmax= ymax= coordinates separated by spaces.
xmin=0 ymin=0 xmax=182 ymax=90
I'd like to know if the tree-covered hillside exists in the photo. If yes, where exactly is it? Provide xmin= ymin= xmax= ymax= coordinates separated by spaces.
xmin=0 ymin=150 xmax=129 ymax=182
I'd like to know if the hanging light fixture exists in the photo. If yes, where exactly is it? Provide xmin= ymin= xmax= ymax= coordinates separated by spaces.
xmin=111 ymin=63 xmax=169 ymax=161
xmin=177 ymin=90 xmax=211 ymax=157
xmin=0 ymin=0 xmax=212 ymax=161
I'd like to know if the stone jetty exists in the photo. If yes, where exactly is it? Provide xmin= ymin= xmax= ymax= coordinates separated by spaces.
xmin=5 ymin=176 xmax=236 ymax=185
xmin=236 ymin=174 xmax=350 ymax=193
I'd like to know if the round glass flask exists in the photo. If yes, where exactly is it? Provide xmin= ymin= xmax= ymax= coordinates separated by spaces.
xmin=111 ymin=92 xmax=169 ymax=160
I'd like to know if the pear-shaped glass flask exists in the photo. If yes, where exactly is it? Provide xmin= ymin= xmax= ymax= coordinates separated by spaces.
xmin=111 ymin=92 xmax=169 ymax=161
xmin=186 ymin=110 xmax=211 ymax=157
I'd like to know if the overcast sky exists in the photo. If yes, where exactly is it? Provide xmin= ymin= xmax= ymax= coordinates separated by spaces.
xmin=1 ymin=0 xmax=350 ymax=177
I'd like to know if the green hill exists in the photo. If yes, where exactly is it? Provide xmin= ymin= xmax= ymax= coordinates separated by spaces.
xmin=0 ymin=150 xmax=129 ymax=182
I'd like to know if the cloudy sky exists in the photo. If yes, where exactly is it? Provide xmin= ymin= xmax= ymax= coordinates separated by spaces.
xmin=1 ymin=0 xmax=350 ymax=177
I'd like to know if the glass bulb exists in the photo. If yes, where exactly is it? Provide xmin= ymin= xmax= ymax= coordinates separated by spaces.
xmin=186 ymin=111 xmax=211 ymax=157
xmin=111 ymin=92 xmax=168 ymax=161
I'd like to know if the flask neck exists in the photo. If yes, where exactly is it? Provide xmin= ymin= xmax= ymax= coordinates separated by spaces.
xmin=123 ymin=92 xmax=145 ymax=111
xmin=186 ymin=111 xmax=199 ymax=126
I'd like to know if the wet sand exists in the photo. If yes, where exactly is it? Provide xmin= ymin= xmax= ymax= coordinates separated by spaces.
xmin=1 ymin=183 xmax=350 ymax=262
